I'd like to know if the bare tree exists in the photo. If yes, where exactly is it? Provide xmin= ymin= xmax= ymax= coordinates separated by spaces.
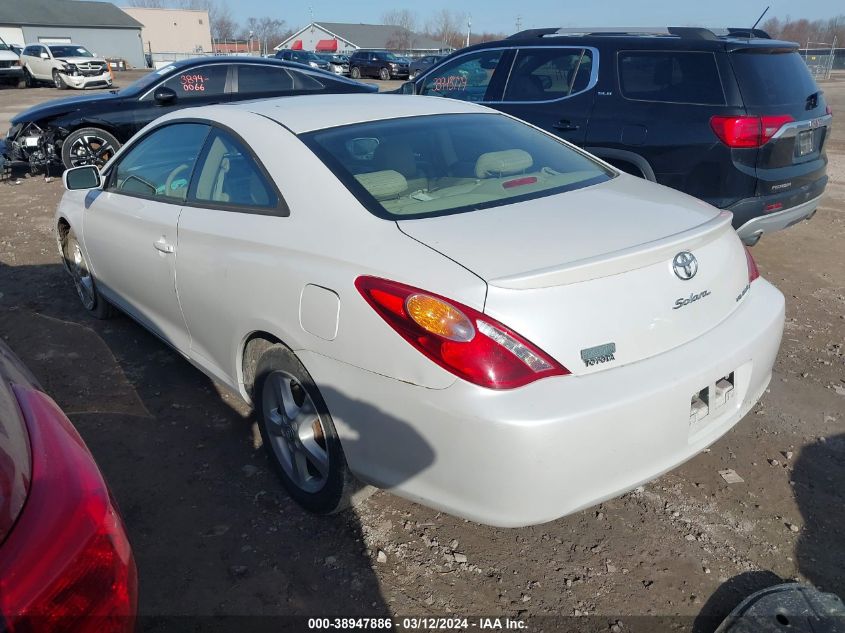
xmin=425 ymin=9 xmax=466 ymax=50
xmin=381 ymin=10 xmax=419 ymax=53
xmin=239 ymin=16 xmax=288 ymax=54
xmin=125 ymin=0 xmax=167 ymax=6
xmin=761 ymin=14 xmax=844 ymax=45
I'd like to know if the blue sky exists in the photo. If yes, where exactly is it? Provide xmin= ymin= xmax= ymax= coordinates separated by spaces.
xmin=226 ymin=1 xmax=842 ymax=35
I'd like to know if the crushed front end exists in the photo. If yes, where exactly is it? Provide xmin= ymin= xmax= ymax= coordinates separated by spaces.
xmin=1 ymin=122 xmax=62 ymax=179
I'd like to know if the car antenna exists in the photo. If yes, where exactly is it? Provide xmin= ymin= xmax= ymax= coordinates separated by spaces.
xmin=749 ymin=6 xmax=770 ymax=39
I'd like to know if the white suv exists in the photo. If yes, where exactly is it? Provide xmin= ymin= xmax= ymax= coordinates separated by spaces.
xmin=20 ymin=43 xmax=111 ymax=90
xmin=0 ymin=37 xmax=23 ymax=87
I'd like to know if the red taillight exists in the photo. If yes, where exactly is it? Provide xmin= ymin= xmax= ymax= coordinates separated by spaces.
xmin=710 ymin=114 xmax=794 ymax=148
xmin=0 ymin=385 xmax=137 ymax=633
xmin=356 ymin=276 xmax=569 ymax=389
xmin=744 ymin=246 xmax=760 ymax=283
xmin=826 ymin=105 xmax=833 ymax=116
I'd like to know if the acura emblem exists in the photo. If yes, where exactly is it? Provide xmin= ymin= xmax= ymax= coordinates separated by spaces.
xmin=672 ymin=251 xmax=698 ymax=280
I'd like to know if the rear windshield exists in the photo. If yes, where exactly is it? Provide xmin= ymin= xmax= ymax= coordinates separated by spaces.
xmin=730 ymin=49 xmax=818 ymax=106
xmin=302 ymin=113 xmax=613 ymax=220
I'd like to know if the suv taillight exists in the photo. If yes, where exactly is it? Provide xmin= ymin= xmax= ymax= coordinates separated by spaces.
xmin=0 ymin=385 xmax=137 ymax=633
xmin=356 ymin=276 xmax=569 ymax=389
xmin=710 ymin=114 xmax=794 ymax=148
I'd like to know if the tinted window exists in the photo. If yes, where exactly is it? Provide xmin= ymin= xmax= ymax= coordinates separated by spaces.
xmin=302 ymin=113 xmax=612 ymax=220
xmin=730 ymin=50 xmax=819 ymax=106
xmin=619 ymin=51 xmax=725 ymax=105
xmin=419 ymin=50 xmax=504 ymax=102
xmin=192 ymin=130 xmax=276 ymax=208
xmin=160 ymin=65 xmax=227 ymax=99
xmin=237 ymin=65 xmax=294 ymax=93
xmin=504 ymin=48 xmax=593 ymax=101
xmin=110 ymin=123 xmax=209 ymax=201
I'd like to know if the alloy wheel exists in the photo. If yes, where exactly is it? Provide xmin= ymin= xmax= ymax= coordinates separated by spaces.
xmin=261 ymin=370 xmax=330 ymax=494
xmin=67 ymin=133 xmax=116 ymax=168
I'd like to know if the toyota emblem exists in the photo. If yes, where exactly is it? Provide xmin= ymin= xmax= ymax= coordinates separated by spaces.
xmin=672 ymin=251 xmax=698 ymax=280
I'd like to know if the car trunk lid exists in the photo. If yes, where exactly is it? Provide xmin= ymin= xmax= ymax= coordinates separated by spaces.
xmin=398 ymin=175 xmax=751 ymax=374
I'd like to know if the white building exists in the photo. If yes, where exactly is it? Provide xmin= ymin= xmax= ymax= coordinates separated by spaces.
xmin=276 ymin=22 xmax=449 ymax=56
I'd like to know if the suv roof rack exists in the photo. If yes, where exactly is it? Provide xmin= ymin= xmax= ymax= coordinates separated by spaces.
xmin=507 ymin=26 xmax=770 ymax=40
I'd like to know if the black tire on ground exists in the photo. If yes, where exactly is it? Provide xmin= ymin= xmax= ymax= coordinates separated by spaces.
xmin=379 ymin=67 xmax=390 ymax=81
xmin=60 ymin=127 xmax=121 ymax=170
xmin=52 ymin=69 xmax=67 ymax=90
xmin=254 ymin=344 xmax=359 ymax=515
xmin=61 ymin=228 xmax=115 ymax=320
xmin=350 ymin=66 xmax=361 ymax=79
xmin=23 ymin=68 xmax=34 ymax=88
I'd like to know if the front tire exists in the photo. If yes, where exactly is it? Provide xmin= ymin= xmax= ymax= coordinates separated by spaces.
xmin=350 ymin=66 xmax=361 ymax=79
xmin=52 ymin=69 xmax=67 ymax=90
xmin=61 ymin=127 xmax=120 ymax=169
xmin=379 ymin=67 xmax=390 ymax=81
xmin=254 ymin=345 xmax=358 ymax=515
xmin=23 ymin=68 xmax=34 ymax=87
xmin=61 ymin=228 xmax=115 ymax=319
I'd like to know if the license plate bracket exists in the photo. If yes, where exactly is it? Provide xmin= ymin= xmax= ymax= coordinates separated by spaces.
xmin=798 ymin=129 xmax=814 ymax=156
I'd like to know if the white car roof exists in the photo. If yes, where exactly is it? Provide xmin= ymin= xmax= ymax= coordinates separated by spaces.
xmin=215 ymin=94 xmax=493 ymax=135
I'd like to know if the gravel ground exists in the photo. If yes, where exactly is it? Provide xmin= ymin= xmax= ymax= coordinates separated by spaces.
xmin=0 ymin=71 xmax=842 ymax=631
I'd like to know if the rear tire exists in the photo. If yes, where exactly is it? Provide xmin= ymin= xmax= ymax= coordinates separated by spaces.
xmin=254 ymin=345 xmax=359 ymax=515
xmin=61 ymin=228 xmax=115 ymax=320
xmin=350 ymin=66 xmax=361 ymax=79
xmin=379 ymin=67 xmax=389 ymax=81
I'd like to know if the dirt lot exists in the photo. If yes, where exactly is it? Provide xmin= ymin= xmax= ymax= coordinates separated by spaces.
xmin=0 ymin=71 xmax=842 ymax=631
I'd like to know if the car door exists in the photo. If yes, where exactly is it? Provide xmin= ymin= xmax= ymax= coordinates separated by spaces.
xmin=132 ymin=64 xmax=231 ymax=135
xmin=31 ymin=45 xmax=50 ymax=79
xmin=417 ymin=48 xmax=513 ymax=103
xmin=83 ymin=122 xmax=211 ymax=352
xmin=494 ymin=46 xmax=598 ymax=145
xmin=176 ymin=126 xmax=286 ymax=381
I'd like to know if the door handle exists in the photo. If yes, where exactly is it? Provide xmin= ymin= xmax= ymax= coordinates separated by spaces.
xmin=553 ymin=119 xmax=580 ymax=131
xmin=153 ymin=239 xmax=174 ymax=254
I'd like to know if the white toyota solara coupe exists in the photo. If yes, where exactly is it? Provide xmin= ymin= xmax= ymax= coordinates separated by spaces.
xmin=55 ymin=94 xmax=785 ymax=527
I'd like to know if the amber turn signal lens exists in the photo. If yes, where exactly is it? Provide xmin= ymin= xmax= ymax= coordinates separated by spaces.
xmin=405 ymin=294 xmax=475 ymax=342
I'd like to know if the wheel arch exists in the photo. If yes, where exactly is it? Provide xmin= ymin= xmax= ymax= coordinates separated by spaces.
xmin=240 ymin=331 xmax=290 ymax=403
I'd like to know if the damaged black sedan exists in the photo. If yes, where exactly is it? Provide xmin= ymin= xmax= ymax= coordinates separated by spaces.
xmin=1 ymin=56 xmax=376 ymax=175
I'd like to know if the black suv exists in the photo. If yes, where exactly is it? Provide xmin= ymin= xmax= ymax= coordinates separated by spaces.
xmin=404 ymin=27 xmax=832 ymax=245
xmin=349 ymin=51 xmax=409 ymax=80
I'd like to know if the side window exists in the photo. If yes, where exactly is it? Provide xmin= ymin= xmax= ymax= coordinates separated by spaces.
xmin=419 ymin=50 xmax=505 ymax=102
xmin=237 ymin=65 xmax=294 ymax=94
xmin=108 ymin=123 xmax=209 ymax=201
xmin=619 ymin=51 xmax=725 ymax=105
xmin=191 ymin=130 xmax=277 ymax=209
xmin=159 ymin=65 xmax=228 ymax=99
xmin=503 ymin=48 xmax=594 ymax=102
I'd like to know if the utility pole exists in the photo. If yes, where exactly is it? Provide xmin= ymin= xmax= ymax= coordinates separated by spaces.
xmin=515 ymin=15 xmax=522 ymax=33
xmin=466 ymin=15 xmax=471 ymax=48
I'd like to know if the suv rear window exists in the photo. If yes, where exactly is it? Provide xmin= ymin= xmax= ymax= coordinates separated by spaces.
xmin=302 ymin=113 xmax=612 ymax=220
xmin=730 ymin=49 xmax=818 ymax=106
xmin=619 ymin=51 xmax=725 ymax=105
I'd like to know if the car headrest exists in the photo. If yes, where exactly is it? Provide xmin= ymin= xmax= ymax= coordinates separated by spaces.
xmin=354 ymin=170 xmax=408 ymax=200
xmin=475 ymin=149 xmax=534 ymax=178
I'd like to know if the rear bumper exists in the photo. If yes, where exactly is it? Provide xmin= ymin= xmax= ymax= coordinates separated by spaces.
xmin=730 ymin=175 xmax=827 ymax=244
xmin=299 ymin=279 xmax=785 ymax=527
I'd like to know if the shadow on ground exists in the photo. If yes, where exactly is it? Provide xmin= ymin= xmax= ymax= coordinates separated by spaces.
xmin=0 ymin=260 xmax=435 ymax=627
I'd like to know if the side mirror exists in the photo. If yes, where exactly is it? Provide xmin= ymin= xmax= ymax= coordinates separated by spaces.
xmin=153 ymin=86 xmax=177 ymax=105
xmin=40 ymin=52 xmax=49 ymax=59
xmin=63 ymin=165 xmax=101 ymax=191
xmin=400 ymin=81 xmax=416 ymax=95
